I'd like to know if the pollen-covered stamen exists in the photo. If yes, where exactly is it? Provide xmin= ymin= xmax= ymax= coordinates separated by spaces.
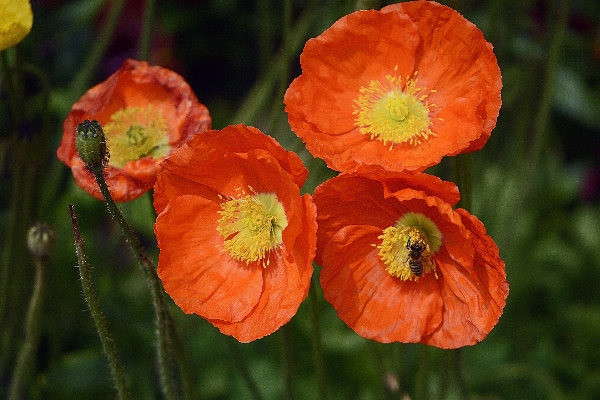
xmin=376 ymin=212 xmax=442 ymax=281
xmin=103 ymin=105 xmax=170 ymax=168
xmin=354 ymin=67 xmax=437 ymax=149
xmin=217 ymin=191 xmax=288 ymax=267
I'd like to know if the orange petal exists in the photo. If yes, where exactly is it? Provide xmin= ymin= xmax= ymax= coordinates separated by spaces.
xmin=160 ymin=125 xmax=308 ymax=188
xmin=57 ymin=59 xmax=211 ymax=202
xmin=321 ymin=225 xmax=443 ymax=343
xmin=156 ymin=195 xmax=263 ymax=323
xmin=210 ymin=248 xmax=313 ymax=342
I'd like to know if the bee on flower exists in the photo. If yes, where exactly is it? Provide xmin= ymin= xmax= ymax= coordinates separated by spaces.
xmin=313 ymin=170 xmax=508 ymax=348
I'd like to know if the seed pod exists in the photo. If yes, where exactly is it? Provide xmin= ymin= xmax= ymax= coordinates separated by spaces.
xmin=75 ymin=120 xmax=108 ymax=168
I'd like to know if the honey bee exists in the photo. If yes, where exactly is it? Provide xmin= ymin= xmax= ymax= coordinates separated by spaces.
xmin=406 ymin=237 xmax=426 ymax=277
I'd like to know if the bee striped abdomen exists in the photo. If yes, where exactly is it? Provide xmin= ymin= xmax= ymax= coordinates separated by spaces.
xmin=406 ymin=238 xmax=426 ymax=277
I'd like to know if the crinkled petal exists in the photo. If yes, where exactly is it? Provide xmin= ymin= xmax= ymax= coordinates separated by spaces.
xmin=159 ymin=125 xmax=308 ymax=188
xmin=321 ymin=225 xmax=443 ymax=342
xmin=57 ymin=59 xmax=211 ymax=202
xmin=156 ymin=195 xmax=264 ymax=322
xmin=285 ymin=1 xmax=501 ymax=173
xmin=383 ymin=1 xmax=502 ymax=153
xmin=211 ymin=245 xmax=312 ymax=342
xmin=154 ymin=124 xmax=316 ymax=342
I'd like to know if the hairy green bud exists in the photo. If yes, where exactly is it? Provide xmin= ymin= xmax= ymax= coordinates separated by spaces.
xmin=75 ymin=120 xmax=108 ymax=168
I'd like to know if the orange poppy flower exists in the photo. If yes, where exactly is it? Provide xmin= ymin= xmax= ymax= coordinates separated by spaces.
xmin=313 ymin=171 xmax=508 ymax=348
xmin=57 ymin=58 xmax=211 ymax=202
xmin=154 ymin=124 xmax=317 ymax=342
xmin=284 ymin=1 xmax=502 ymax=173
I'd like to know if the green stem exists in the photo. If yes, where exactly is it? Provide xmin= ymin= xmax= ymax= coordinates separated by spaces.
xmin=0 ymin=157 xmax=22 ymax=335
xmin=446 ymin=349 xmax=468 ymax=400
xmin=452 ymin=153 xmax=473 ymax=211
xmin=280 ymin=324 xmax=295 ymax=400
xmin=138 ymin=0 xmax=157 ymax=61
xmin=1 ymin=49 xmax=22 ymax=126
xmin=413 ymin=345 xmax=430 ymax=400
xmin=308 ymin=273 xmax=327 ymax=400
xmin=231 ymin=4 xmax=316 ymax=126
xmin=68 ymin=205 xmax=131 ymax=400
xmin=7 ymin=256 xmax=45 ymax=400
xmin=88 ymin=166 xmax=184 ymax=400
xmin=68 ymin=0 xmax=126 ymax=101
xmin=0 ymin=51 xmax=24 ymax=330
xmin=529 ymin=0 xmax=570 ymax=169
xmin=224 ymin=338 xmax=265 ymax=400
xmin=266 ymin=0 xmax=293 ymax=135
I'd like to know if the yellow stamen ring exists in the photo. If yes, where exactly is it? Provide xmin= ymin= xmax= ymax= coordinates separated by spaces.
xmin=354 ymin=67 xmax=437 ymax=149
xmin=103 ymin=105 xmax=170 ymax=168
xmin=217 ymin=189 xmax=288 ymax=267
xmin=376 ymin=212 xmax=442 ymax=281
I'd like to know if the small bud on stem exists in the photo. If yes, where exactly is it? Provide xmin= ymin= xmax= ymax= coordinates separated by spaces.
xmin=75 ymin=120 xmax=109 ymax=169
xmin=27 ymin=222 xmax=56 ymax=259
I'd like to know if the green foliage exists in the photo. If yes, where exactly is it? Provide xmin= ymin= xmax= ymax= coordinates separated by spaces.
xmin=1 ymin=0 xmax=600 ymax=399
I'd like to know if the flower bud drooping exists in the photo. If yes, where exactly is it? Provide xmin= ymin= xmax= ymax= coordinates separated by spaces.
xmin=27 ymin=222 xmax=56 ymax=258
xmin=75 ymin=120 xmax=108 ymax=168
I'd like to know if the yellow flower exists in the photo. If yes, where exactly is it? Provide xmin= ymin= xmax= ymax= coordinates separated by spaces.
xmin=0 ymin=0 xmax=33 ymax=51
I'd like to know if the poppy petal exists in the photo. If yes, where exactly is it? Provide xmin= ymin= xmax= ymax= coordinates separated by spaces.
xmin=285 ymin=1 xmax=501 ymax=173
xmin=156 ymin=195 xmax=263 ymax=323
xmin=57 ymin=59 xmax=211 ymax=202
xmin=321 ymin=225 xmax=443 ymax=342
xmin=210 ymin=248 xmax=312 ymax=342
xmin=154 ymin=124 xmax=317 ymax=342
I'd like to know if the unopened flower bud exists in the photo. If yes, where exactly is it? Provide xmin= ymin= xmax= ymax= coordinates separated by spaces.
xmin=75 ymin=120 xmax=108 ymax=168
xmin=27 ymin=222 xmax=56 ymax=258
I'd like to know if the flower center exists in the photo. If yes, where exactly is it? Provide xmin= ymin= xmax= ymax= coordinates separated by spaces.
xmin=103 ymin=105 xmax=170 ymax=168
xmin=377 ymin=212 xmax=442 ymax=281
xmin=354 ymin=67 xmax=436 ymax=148
xmin=217 ymin=190 xmax=288 ymax=267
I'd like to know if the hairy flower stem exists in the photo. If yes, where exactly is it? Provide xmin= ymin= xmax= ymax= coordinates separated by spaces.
xmin=88 ymin=165 xmax=186 ymax=400
xmin=7 ymin=256 xmax=45 ymax=400
xmin=68 ymin=205 xmax=130 ymax=400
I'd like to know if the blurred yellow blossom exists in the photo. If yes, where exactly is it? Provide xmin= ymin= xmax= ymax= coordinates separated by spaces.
xmin=0 ymin=0 xmax=33 ymax=51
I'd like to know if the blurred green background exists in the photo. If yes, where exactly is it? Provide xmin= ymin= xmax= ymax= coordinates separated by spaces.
xmin=2 ymin=0 xmax=600 ymax=399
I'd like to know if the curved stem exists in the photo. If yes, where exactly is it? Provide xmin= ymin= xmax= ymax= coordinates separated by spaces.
xmin=7 ymin=256 xmax=47 ymax=400
xmin=68 ymin=205 xmax=131 ymax=400
xmin=89 ymin=165 xmax=185 ymax=400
